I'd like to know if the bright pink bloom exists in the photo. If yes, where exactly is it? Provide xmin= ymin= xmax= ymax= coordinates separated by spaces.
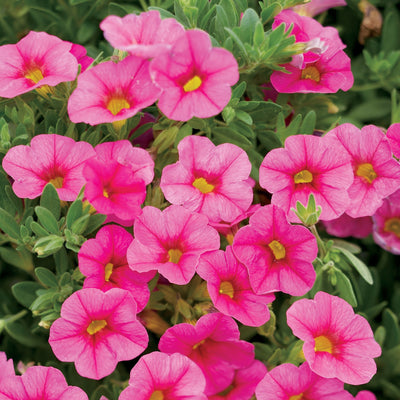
xmin=150 ymin=29 xmax=239 ymax=121
xmin=232 ymin=204 xmax=317 ymax=295
xmin=259 ymin=134 xmax=354 ymax=222
xmin=323 ymin=213 xmax=373 ymax=238
xmin=0 ymin=366 xmax=88 ymax=400
xmin=127 ymin=205 xmax=220 ymax=285
xmin=160 ymin=136 xmax=253 ymax=223
xmin=372 ymin=189 xmax=400 ymax=254
xmin=69 ymin=43 xmax=93 ymax=72
xmin=255 ymin=362 xmax=352 ymax=400
xmin=68 ymin=56 xmax=161 ymax=126
xmin=0 ymin=352 xmax=15 ymax=383
xmin=0 ymin=31 xmax=78 ymax=98
xmin=355 ymin=391 xmax=377 ymax=400
xmin=2 ymin=134 xmax=95 ymax=200
xmin=100 ymin=10 xmax=185 ymax=59
xmin=387 ymin=122 xmax=400 ymax=158
xmin=78 ymin=225 xmax=150 ymax=311
xmin=119 ymin=352 xmax=207 ymax=400
xmin=197 ymin=246 xmax=275 ymax=326
xmin=292 ymin=0 xmax=347 ymax=17
xmin=159 ymin=313 xmax=254 ymax=395
xmin=49 ymin=288 xmax=148 ymax=380
xmin=326 ymin=123 xmax=400 ymax=217
xmin=287 ymin=291 xmax=381 ymax=385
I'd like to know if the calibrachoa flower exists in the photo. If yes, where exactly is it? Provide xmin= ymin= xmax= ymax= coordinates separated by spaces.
xmin=160 ymin=136 xmax=253 ymax=223
xmin=0 ymin=366 xmax=88 ymax=400
xmin=286 ymin=291 xmax=381 ymax=385
xmin=259 ymin=134 xmax=354 ymax=222
xmin=0 ymin=31 xmax=78 ymax=98
xmin=159 ymin=313 xmax=254 ymax=395
xmin=255 ymin=362 xmax=353 ymax=400
xmin=150 ymin=29 xmax=239 ymax=121
xmin=323 ymin=213 xmax=373 ymax=238
xmin=326 ymin=123 xmax=400 ymax=217
xmin=68 ymin=55 xmax=161 ymax=128
xmin=68 ymin=43 xmax=93 ymax=72
xmin=119 ymin=352 xmax=207 ymax=400
xmin=100 ymin=10 xmax=185 ymax=59
xmin=292 ymin=0 xmax=347 ymax=17
xmin=49 ymin=288 xmax=148 ymax=380
xmin=78 ymin=224 xmax=150 ymax=312
xmin=232 ymin=204 xmax=318 ymax=295
xmin=0 ymin=352 xmax=15 ymax=383
xmin=127 ymin=205 xmax=220 ymax=285
xmin=2 ymin=134 xmax=95 ymax=200
xmin=355 ymin=391 xmax=377 ymax=400
xmin=196 ymin=246 xmax=275 ymax=326
xmin=387 ymin=122 xmax=400 ymax=159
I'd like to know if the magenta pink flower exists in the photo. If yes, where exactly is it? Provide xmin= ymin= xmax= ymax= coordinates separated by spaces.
xmin=355 ymin=391 xmax=377 ymax=400
xmin=387 ymin=122 xmax=400 ymax=159
xmin=0 ymin=352 xmax=15 ymax=384
xmin=0 ymin=366 xmax=88 ymax=400
xmin=259 ymin=134 xmax=354 ymax=222
xmin=49 ymin=288 xmax=148 ymax=380
xmin=68 ymin=56 xmax=161 ymax=127
xmin=292 ymin=0 xmax=347 ymax=17
xmin=68 ymin=43 xmax=93 ymax=72
xmin=287 ymin=291 xmax=381 ymax=385
xmin=326 ymin=123 xmax=400 ymax=217
xmin=255 ymin=362 xmax=352 ymax=400
xmin=127 ymin=205 xmax=220 ymax=285
xmin=323 ymin=213 xmax=373 ymax=238
xmin=160 ymin=136 xmax=253 ymax=223
xmin=197 ymin=246 xmax=275 ymax=326
xmin=119 ymin=352 xmax=207 ymax=400
xmin=232 ymin=204 xmax=317 ymax=295
xmin=100 ymin=10 xmax=185 ymax=59
xmin=150 ymin=29 xmax=239 ymax=121
xmin=2 ymin=134 xmax=95 ymax=200
xmin=78 ymin=225 xmax=151 ymax=312
xmin=159 ymin=313 xmax=254 ymax=395
xmin=0 ymin=31 xmax=78 ymax=98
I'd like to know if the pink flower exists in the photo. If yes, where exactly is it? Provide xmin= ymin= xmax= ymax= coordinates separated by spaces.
xmin=69 ymin=43 xmax=93 ymax=72
xmin=292 ymin=0 xmax=347 ymax=17
xmin=100 ymin=10 xmax=185 ymax=59
xmin=355 ymin=391 xmax=377 ymax=400
xmin=127 ymin=205 xmax=220 ymax=285
xmin=255 ymin=362 xmax=352 ymax=400
xmin=197 ymin=246 xmax=275 ymax=326
xmin=232 ymin=204 xmax=317 ymax=295
xmin=0 ymin=366 xmax=88 ymax=400
xmin=323 ymin=213 xmax=373 ymax=238
xmin=67 ymin=56 xmax=161 ymax=127
xmin=0 ymin=352 xmax=15 ymax=384
xmin=2 ymin=134 xmax=95 ymax=200
xmin=159 ymin=313 xmax=254 ymax=395
xmin=119 ymin=352 xmax=207 ymax=400
xmin=287 ymin=291 xmax=381 ymax=385
xmin=259 ymin=134 xmax=354 ymax=222
xmin=387 ymin=122 xmax=400 ymax=158
xmin=150 ymin=29 xmax=239 ymax=121
xmin=0 ymin=31 xmax=78 ymax=98
xmin=78 ymin=225 xmax=151 ymax=312
xmin=49 ymin=288 xmax=148 ymax=380
xmin=160 ymin=136 xmax=253 ymax=223
xmin=326 ymin=124 xmax=400 ymax=217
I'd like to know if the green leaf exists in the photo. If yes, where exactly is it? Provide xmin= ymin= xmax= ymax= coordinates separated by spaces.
xmin=174 ymin=124 xmax=193 ymax=147
xmin=334 ymin=268 xmax=357 ymax=307
xmin=212 ymin=126 xmax=253 ymax=149
xmin=82 ymin=214 xmax=107 ymax=236
xmin=4 ymin=321 xmax=45 ymax=348
xmin=381 ymin=8 xmax=400 ymax=54
xmin=66 ymin=200 xmax=84 ymax=229
xmin=0 ymin=208 xmax=20 ymax=240
xmin=383 ymin=308 xmax=400 ymax=349
xmin=71 ymin=214 xmax=90 ymax=235
xmin=54 ymin=248 xmax=70 ymax=275
xmin=299 ymin=110 xmax=316 ymax=135
xmin=35 ymin=267 xmax=59 ymax=288
xmin=12 ymin=282 xmax=42 ymax=308
xmin=253 ymin=21 xmax=264 ymax=48
xmin=0 ymin=247 xmax=34 ymax=273
xmin=239 ymin=8 xmax=259 ymax=43
xmin=40 ymin=184 xmax=61 ymax=219
xmin=35 ymin=206 xmax=60 ymax=235
xmin=235 ymin=110 xmax=253 ymax=125
xmin=30 ymin=221 xmax=50 ymax=237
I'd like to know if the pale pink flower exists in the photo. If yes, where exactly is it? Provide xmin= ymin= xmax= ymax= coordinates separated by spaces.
xmin=0 ymin=352 xmax=15 ymax=384
xmin=2 ymin=134 xmax=95 ymax=200
xmin=0 ymin=31 xmax=78 ymax=98
xmin=127 ymin=205 xmax=220 ymax=285
xmin=387 ymin=122 xmax=400 ymax=158
xmin=197 ymin=246 xmax=275 ymax=326
xmin=292 ymin=0 xmax=347 ymax=17
xmin=159 ymin=313 xmax=254 ymax=395
xmin=323 ymin=213 xmax=373 ymax=238
xmin=160 ymin=136 xmax=253 ymax=223
xmin=287 ymin=291 xmax=381 ymax=385
xmin=100 ymin=10 xmax=185 ymax=59
xmin=49 ymin=288 xmax=148 ymax=380
xmin=232 ymin=204 xmax=317 ymax=295
xmin=259 ymin=134 xmax=354 ymax=222
xmin=119 ymin=352 xmax=207 ymax=400
xmin=355 ymin=391 xmax=377 ymax=400
xmin=326 ymin=123 xmax=400 ymax=217
xmin=150 ymin=29 xmax=239 ymax=121
xmin=255 ymin=362 xmax=352 ymax=400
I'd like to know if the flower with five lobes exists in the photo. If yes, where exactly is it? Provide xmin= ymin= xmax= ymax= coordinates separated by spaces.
xmin=160 ymin=135 xmax=253 ymax=223
xmin=0 ymin=31 xmax=78 ymax=98
xmin=49 ymin=288 xmax=148 ymax=380
xmin=292 ymin=0 xmax=347 ymax=17
xmin=150 ymin=29 xmax=239 ymax=121
xmin=286 ymin=291 xmax=382 ymax=385
xmin=2 ymin=134 xmax=95 ymax=201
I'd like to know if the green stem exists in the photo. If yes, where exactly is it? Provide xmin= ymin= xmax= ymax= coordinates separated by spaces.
xmin=310 ymin=224 xmax=326 ymax=259
xmin=4 ymin=309 xmax=28 ymax=324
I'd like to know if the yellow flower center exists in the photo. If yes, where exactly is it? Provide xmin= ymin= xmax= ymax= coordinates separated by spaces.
xmin=168 ymin=248 xmax=183 ymax=264
xmin=49 ymin=176 xmax=64 ymax=189
xmin=107 ymin=97 xmax=130 ymax=116
xmin=356 ymin=163 xmax=377 ymax=184
xmin=87 ymin=319 xmax=107 ymax=335
xmin=294 ymin=169 xmax=313 ymax=184
xmin=384 ymin=217 xmax=400 ymax=238
xmin=103 ymin=188 xmax=110 ymax=198
xmin=314 ymin=335 xmax=334 ymax=354
xmin=219 ymin=281 xmax=235 ymax=299
xmin=25 ymin=67 xmax=44 ymax=84
xmin=183 ymin=75 xmax=202 ymax=92
xmin=104 ymin=263 xmax=113 ymax=281
xmin=192 ymin=339 xmax=206 ymax=350
xmin=289 ymin=395 xmax=304 ymax=400
xmin=268 ymin=240 xmax=286 ymax=260
xmin=192 ymin=177 xmax=214 ymax=194
xmin=149 ymin=390 xmax=164 ymax=400
xmin=301 ymin=66 xmax=321 ymax=82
